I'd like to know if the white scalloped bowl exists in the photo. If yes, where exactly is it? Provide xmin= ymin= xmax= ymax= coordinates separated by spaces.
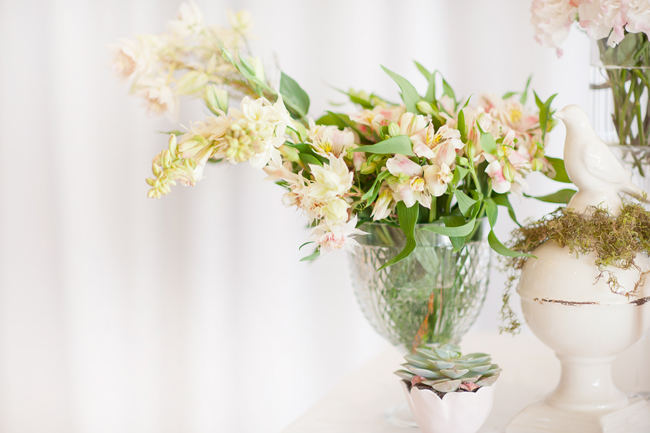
xmin=401 ymin=383 xmax=494 ymax=433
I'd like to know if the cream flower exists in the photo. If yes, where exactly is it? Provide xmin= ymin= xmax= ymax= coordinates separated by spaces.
xmin=147 ymin=135 xmax=203 ymax=198
xmin=307 ymin=122 xmax=357 ymax=157
xmin=136 ymin=77 xmax=177 ymax=115
xmin=396 ymin=112 xmax=429 ymax=137
xmin=372 ymin=187 xmax=394 ymax=221
xmin=423 ymin=163 xmax=453 ymax=197
xmin=311 ymin=217 xmax=364 ymax=252
xmin=309 ymin=155 xmax=354 ymax=200
xmin=169 ymin=1 xmax=204 ymax=37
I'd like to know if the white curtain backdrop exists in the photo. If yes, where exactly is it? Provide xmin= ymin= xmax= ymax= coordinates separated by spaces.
xmin=1 ymin=1 xmax=629 ymax=432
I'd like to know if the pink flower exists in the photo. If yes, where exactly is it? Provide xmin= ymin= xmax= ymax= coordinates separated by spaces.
xmin=531 ymin=0 xmax=578 ymax=55
xmin=412 ymin=124 xmax=463 ymax=166
xmin=386 ymin=155 xmax=423 ymax=177
xmin=486 ymin=160 xmax=511 ymax=194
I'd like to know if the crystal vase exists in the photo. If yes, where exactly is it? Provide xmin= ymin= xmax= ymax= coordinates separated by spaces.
xmin=590 ymin=34 xmax=650 ymax=149
xmin=348 ymin=222 xmax=491 ymax=353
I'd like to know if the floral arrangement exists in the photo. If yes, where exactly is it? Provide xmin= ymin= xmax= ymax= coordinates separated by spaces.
xmin=531 ymin=0 xmax=650 ymax=148
xmin=113 ymin=2 xmax=569 ymax=265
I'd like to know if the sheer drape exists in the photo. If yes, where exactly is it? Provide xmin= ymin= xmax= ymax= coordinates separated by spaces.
xmin=0 ymin=1 xmax=602 ymax=432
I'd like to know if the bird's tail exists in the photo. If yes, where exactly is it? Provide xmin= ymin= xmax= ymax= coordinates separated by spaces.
xmin=622 ymin=183 xmax=650 ymax=204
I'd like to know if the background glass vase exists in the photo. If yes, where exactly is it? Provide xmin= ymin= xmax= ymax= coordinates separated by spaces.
xmin=590 ymin=33 xmax=650 ymax=149
xmin=348 ymin=223 xmax=491 ymax=352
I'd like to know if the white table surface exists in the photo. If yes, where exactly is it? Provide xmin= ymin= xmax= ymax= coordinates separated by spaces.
xmin=281 ymin=332 xmax=647 ymax=433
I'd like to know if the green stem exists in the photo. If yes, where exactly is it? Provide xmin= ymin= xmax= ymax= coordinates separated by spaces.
xmin=429 ymin=196 xmax=437 ymax=223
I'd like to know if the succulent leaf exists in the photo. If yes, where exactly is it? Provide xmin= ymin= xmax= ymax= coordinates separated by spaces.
xmin=395 ymin=343 xmax=500 ymax=394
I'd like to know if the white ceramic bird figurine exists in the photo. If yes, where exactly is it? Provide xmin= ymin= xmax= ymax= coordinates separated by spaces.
xmin=555 ymin=104 xmax=648 ymax=216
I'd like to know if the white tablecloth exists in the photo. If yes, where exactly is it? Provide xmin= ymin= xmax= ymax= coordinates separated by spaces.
xmin=281 ymin=332 xmax=648 ymax=433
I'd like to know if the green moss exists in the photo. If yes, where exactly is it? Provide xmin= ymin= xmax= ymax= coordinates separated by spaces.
xmin=500 ymin=204 xmax=650 ymax=334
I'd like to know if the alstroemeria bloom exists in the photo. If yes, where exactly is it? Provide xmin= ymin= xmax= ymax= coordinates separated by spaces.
xmin=423 ymin=163 xmax=453 ymax=197
xmin=412 ymin=124 xmax=464 ymax=166
xmin=309 ymin=155 xmax=354 ymax=200
xmin=486 ymin=160 xmax=511 ymax=194
xmin=350 ymin=105 xmax=405 ymax=134
xmin=169 ymin=1 xmax=205 ymax=37
xmin=372 ymin=187 xmax=394 ymax=221
xmin=308 ymin=122 xmax=357 ymax=157
xmin=385 ymin=155 xmax=430 ymax=208
xmin=311 ymin=216 xmax=364 ymax=252
xmin=396 ymin=112 xmax=429 ymax=137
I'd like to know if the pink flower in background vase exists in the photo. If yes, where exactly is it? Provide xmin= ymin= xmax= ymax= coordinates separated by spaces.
xmin=624 ymin=0 xmax=650 ymax=36
xmin=531 ymin=0 xmax=578 ymax=55
xmin=578 ymin=0 xmax=627 ymax=46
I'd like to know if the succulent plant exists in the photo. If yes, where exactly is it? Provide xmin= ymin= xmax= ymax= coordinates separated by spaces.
xmin=395 ymin=343 xmax=501 ymax=394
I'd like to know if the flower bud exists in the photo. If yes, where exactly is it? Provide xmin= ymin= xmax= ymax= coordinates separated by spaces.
xmin=387 ymin=122 xmax=400 ymax=137
xmin=416 ymin=100 xmax=435 ymax=115
xmin=360 ymin=161 xmax=377 ymax=174
xmin=280 ymin=145 xmax=300 ymax=163
xmin=205 ymin=84 xmax=229 ymax=114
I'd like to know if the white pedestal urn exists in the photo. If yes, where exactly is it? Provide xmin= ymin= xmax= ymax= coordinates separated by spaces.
xmin=506 ymin=105 xmax=650 ymax=433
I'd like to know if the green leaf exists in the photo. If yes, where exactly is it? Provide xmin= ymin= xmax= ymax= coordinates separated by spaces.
xmin=441 ymin=76 xmax=456 ymax=103
xmin=300 ymin=247 xmax=320 ymax=262
xmin=526 ymin=188 xmax=576 ymax=204
xmin=414 ymin=61 xmax=435 ymax=101
xmin=491 ymin=194 xmax=520 ymax=226
xmin=455 ymin=190 xmax=477 ymax=216
xmin=452 ymin=166 xmax=469 ymax=184
xmin=361 ymin=169 xmax=391 ymax=206
xmin=545 ymin=156 xmax=572 ymax=183
xmin=488 ymin=230 xmax=530 ymax=258
xmin=300 ymin=153 xmax=324 ymax=166
xmin=421 ymin=218 xmax=476 ymax=237
xmin=519 ymin=75 xmax=532 ymax=105
xmin=381 ymin=65 xmax=420 ymax=113
xmin=458 ymin=109 xmax=467 ymax=142
xmin=354 ymin=135 xmax=414 ymax=156
xmin=534 ymin=91 xmax=557 ymax=142
xmin=485 ymin=198 xmax=498 ymax=228
xmin=316 ymin=112 xmax=347 ymax=128
xmin=298 ymin=241 xmax=314 ymax=250
xmin=379 ymin=202 xmax=419 ymax=269
xmin=316 ymin=111 xmax=366 ymax=137
xmin=280 ymin=72 xmax=310 ymax=119
xmin=480 ymin=132 xmax=497 ymax=155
